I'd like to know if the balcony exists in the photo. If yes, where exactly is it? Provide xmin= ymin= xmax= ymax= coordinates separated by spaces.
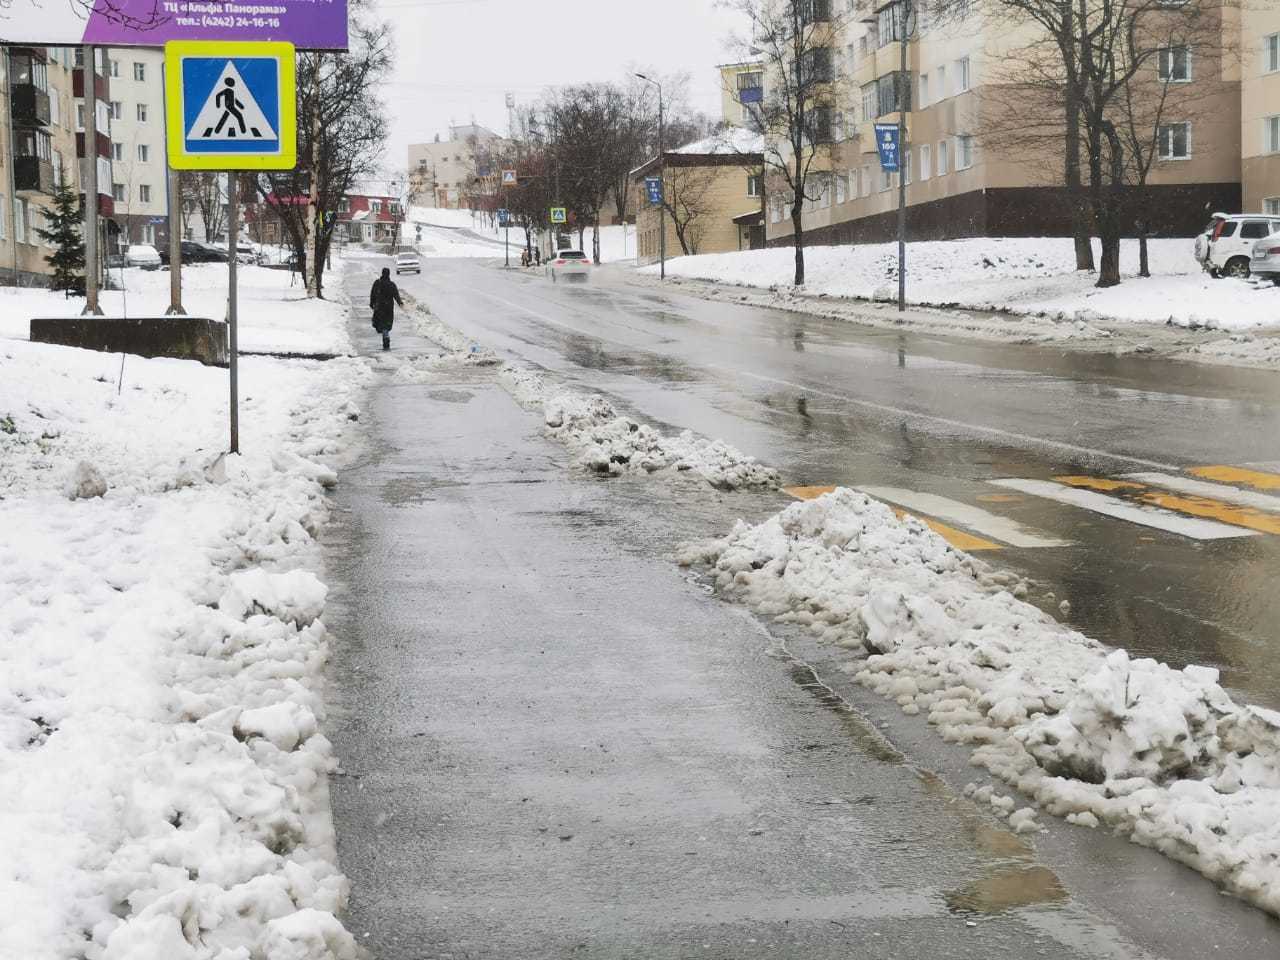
xmin=15 ymin=156 xmax=55 ymax=195
xmin=76 ymin=131 xmax=112 ymax=160
xmin=72 ymin=68 xmax=109 ymax=100
xmin=11 ymin=84 xmax=50 ymax=126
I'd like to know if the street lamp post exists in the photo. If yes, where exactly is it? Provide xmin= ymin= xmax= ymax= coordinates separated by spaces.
xmin=896 ymin=0 xmax=911 ymax=313
xmin=635 ymin=73 xmax=665 ymax=280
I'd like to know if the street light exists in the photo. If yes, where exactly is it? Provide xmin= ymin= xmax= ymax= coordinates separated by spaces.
xmin=635 ymin=72 xmax=665 ymax=280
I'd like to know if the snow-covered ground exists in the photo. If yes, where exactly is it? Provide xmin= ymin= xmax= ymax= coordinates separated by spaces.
xmin=1 ymin=269 xmax=368 ymax=958
xmin=408 ymin=207 xmax=635 ymax=262
xmin=0 ymin=265 xmax=349 ymax=356
xmin=642 ymin=238 xmax=1280 ymax=334
xmin=680 ymin=488 xmax=1280 ymax=916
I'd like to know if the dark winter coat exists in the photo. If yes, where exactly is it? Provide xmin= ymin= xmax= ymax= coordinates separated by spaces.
xmin=369 ymin=276 xmax=404 ymax=333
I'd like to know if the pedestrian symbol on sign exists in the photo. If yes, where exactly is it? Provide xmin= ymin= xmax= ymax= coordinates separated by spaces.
xmin=188 ymin=62 xmax=277 ymax=143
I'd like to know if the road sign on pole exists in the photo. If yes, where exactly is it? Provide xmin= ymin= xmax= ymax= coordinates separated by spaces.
xmin=550 ymin=207 xmax=567 ymax=224
xmin=165 ymin=41 xmax=297 ymax=170
xmin=501 ymin=169 xmax=518 ymax=186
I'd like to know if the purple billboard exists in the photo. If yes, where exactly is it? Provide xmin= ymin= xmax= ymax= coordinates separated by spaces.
xmin=2 ymin=0 xmax=348 ymax=49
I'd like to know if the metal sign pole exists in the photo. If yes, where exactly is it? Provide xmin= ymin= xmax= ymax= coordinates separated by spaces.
xmin=227 ymin=172 xmax=240 ymax=454
xmin=81 ymin=45 xmax=104 ymax=315
xmin=163 ymin=64 xmax=185 ymax=315
xmin=504 ymin=223 xmax=509 ymax=267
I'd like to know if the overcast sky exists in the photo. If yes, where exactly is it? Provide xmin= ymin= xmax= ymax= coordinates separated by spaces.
xmin=370 ymin=0 xmax=749 ymax=172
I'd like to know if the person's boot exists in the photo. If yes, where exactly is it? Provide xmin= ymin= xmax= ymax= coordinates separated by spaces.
xmin=382 ymin=333 xmax=390 ymax=351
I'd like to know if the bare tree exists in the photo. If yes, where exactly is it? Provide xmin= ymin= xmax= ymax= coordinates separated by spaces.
xmin=180 ymin=172 xmax=225 ymax=243
xmin=729 ymin=0 xmax=849 ymax=286
xmin=662 ymin=163 xmax=720 ymax=255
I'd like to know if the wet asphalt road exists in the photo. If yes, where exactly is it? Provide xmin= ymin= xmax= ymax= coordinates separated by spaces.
xmin=324 ymin=262 xmax=1280 ymax=957
xmin=393 ymin=258 xmax=1280 ymax=710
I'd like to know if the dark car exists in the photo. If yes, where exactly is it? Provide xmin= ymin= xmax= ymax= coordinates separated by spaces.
xmin=159 ymin=241 xmax=230 ymax=266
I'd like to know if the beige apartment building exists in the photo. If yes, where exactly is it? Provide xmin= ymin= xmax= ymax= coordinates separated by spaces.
xmin=1243 ymin=8 xmax=1280 ymax=214
xmin=105 ymin=48 xmax=170 ymax=249
xmin=747 ymin=0 xmax=1246 ymax=247
xmin=407 ymin=124 xmax=505 ymax=209
xmin=633 ymin=132 xmax=765 ymax=264
xmin=2 ymin=46 xmax=113 ymax=286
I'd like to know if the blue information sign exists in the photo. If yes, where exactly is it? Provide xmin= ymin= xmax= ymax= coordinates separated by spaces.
xmin=497 ymin=208 xmax=511 ymax=226
xmin=645 ymin=176 xmax=663 ymax=204
xmin=874 ymin=123 xmax=901 ymax=172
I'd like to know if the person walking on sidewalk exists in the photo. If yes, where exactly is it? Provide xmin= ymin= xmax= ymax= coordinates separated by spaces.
xmin=369 ymin=267 xmax=404 ymax=351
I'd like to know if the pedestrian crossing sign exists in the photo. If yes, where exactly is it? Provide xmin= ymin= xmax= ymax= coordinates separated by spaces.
xmin=165 ymin=41 xmax=296 ymax=170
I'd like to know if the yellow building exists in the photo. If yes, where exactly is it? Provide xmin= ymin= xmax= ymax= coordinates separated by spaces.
xmin=632 ymin=131 xmax=765 ymax=264
xmin=1243 ymin=8 xmax=1280 ymax=213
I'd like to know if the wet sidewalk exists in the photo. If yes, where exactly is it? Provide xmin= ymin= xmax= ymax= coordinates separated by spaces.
xmin=322 ymin=265 xmax=1244 ymax=958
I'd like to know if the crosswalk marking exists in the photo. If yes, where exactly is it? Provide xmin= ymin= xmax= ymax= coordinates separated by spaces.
xmin=1122 ymin=472 xmax=1280 ymax=514
xmin=856 ymin=486 xmax=1071 ymax=548
xmin=1244 ymin=461 xmax=1280 ymax=473
xmin=1056 ymin=475 xmax=1280 ymax=536
xmin=782 ymin=485 xmax=1002 ymax=551
xmin=1189 ymin=465 xmax=1280 ymax=491
xmin=989 ymin=478 xmax=1258 ymax=540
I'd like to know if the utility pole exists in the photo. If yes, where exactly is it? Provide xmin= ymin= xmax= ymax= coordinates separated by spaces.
xmin=81 ymin=45 xmax=104 ymax=315
xmin=163 ymin=63 xmax=184 ymax=315
xmin=226 ymin=173 xmax=240 ymax=454
xmin=895 ymin=0 xmax=912 ymax=313
xmin=635 ymin=73 xmax=665 ymax=279
xmin=304 ymin=52 xmax=321 ymax=297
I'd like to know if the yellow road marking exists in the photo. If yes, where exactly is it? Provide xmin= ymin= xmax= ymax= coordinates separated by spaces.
xmin=1055 ymin=475 xmax=1280 ymax=535
xmin=1189 ymin=465 xmax=1280 ymax=491
xmin=783 ymin=485 xmax=1002 ymax=551
xmin=977 ymin=493 xmax=1023 ymax=503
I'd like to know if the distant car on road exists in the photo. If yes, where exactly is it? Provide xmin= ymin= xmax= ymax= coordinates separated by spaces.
xmin=1250 ymin=235 xmax=1280 ymax=285
xmin=1196 ymin=213 xmax=1280 ymax=278
xmin=125 ymin=244 xmax=161 ymax=270
xmin=159 ymin=241 xmax=229 ymax=266
xmin=546 ymin=249 xmax=590 ymax=282
xmin=394 ymin=250 xmax=420 ymax=275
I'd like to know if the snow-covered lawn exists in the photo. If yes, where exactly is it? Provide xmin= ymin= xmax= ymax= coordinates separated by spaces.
xmin=0 ymin=271 xmax=368 ymax=958
xmin=0 ymin=265 xmax=350 ymax=356
xmin=644 ymin=238 xmax=1280 ymax=333
xmin=681 ymin=489 xmax=1280 ymax=916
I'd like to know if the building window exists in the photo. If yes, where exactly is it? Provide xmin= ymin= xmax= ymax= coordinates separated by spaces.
xmin=919 ymin=73 xmax=930 ymax=108
xmin=133 ymin=62 xmax=146 ymax=81
xmin=137 ymin=144 xmax=150 ymax=162
xmin=112 ymin=183 xmax=126 ymax=202
xmin=937 ymin=138 xmax=949 ymax=175
xmin=108 ymin=58 xmax=120 ymax=78
xmin=955 ymin=134 xmax=975 ymax=169
xmin=875 ymin=71 xmax=910 ymax=116
xmin=109 ymin=100 xmax=123 ymax=120
xmin=1265 ymin=115 xmax=1280 ymax=154
xmin=877 ymin=2 xmax=906 ymax=46
xmin=136 ymin=103 xmax=148 ymax=122
xmin=920 ymin=143 xmax=931 ymax=180
xmin=0 ymin=195 xmax=6 ymax=240
xmin=815 ymin=172 xmax=832 ymax=208
xmin=879 ymin=166 xmax=893 ymax=191
xmin=956 ymin=56 xmax=971 ymax=92
xmin=861 ymin=82 xmax=876 ymax=122
xmin=76 ymin=103 xmax=85 ymax=131
xmin=860 ymin=164 xmax=871 ymax=197
xmin=747 ymin=174 xmax=762 ymax=197
xmin=139 ymin=184 xmax=152 ymax=203
xmin=112 ymin=143 xmax=124 ymax=161
xmin=1265 ymin=198 xmax=1280 ymax=215
xmin=903 ymin=147 xmax=913 ymax=184
xmin=835 ymin=171 xmax=847 ymax=204
xmin=937 ymin=65 xmax=947 ymax=100
xmin=833 ymin=111 xmax=845 ymax=141
xmin=800 ymin=47 xmax=833 ymax=85
xmin=1267 ymin=34 xmax=1280 ymax=74
xmin=142 ymin=224 xmax=155 ymax=243
xmin=14 ymin=199 xmax=27 ymax=245
xmin=49 ymin=92 xmax=60 ymax=127
xmin=1157 ymin=122 xmax=1190 ymax=159
xmin=1158 ymin=46 xmax=1191 ymax=82
xmin=810 ymin=105 xmax=834 ymax=142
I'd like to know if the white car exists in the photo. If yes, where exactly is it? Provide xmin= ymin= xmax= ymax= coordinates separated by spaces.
xmin=546 ymin=249 xmax=590 ymax=282
xmin=1250 ymin=235 xmax=1280 ymax=285
xmin=1196 ymin=213 xmax=1280 ymax=278
xmin=125 ymin=244 xmax=161 ymax=270
xmin=394 ymin=251 xmax=420 ymax=275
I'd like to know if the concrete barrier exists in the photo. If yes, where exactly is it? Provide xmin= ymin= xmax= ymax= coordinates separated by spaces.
xmin=29 ymin=316 xmax=229 ymax=367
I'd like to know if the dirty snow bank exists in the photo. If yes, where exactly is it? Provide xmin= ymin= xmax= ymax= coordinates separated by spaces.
xmin=499 ymin=365 xmax=778 ymax=491
xmin=0 ymin=335 xmax=370 ymax=957
xmin=644 ymin=238 xmax=1280 ymax=334
xmin=680 ymin=488 xmax=1280 ymax=915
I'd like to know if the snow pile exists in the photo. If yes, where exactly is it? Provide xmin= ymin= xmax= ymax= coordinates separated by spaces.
xmin=500 ymin=364 xmax=778 ymax=491
xmin=680 ymin=488 xmax=1280 ymax=914
xmin=642 ymin=238 xmax=1280 ymax=334
xmin=1 ymin=335 xmax=369 ymax=953
xmin=0 ymin=265 xmax=351 ymax=356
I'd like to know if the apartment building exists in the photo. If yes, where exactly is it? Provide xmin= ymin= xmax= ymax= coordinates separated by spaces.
xmin=105 ymin=48 xmax=169 ymax=250
xmin=407 ymin=124 xmax=505 ymax=209
xmin=0 ymin=46 xmax=114 ymax=285
xmin=1243 ymin=8 xmax=1280 ymax=214
xmin=747 ymin=0 xmax=1243 ymax=247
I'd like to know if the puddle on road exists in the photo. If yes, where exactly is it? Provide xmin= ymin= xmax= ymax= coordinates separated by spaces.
xmin=380 ymin=475 xmax=460 ymax=506
xmin=946 ymin=865 xmax=1069 ymax=914
xmin=427 ymin=389 xmax=475 ymax=404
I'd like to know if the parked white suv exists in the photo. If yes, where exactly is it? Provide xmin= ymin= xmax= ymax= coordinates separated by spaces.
xmin=1250 ymin=235 xmax=1280 ymax=285
xmin=1196 ymin=213 xmax=1280 ymax=278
